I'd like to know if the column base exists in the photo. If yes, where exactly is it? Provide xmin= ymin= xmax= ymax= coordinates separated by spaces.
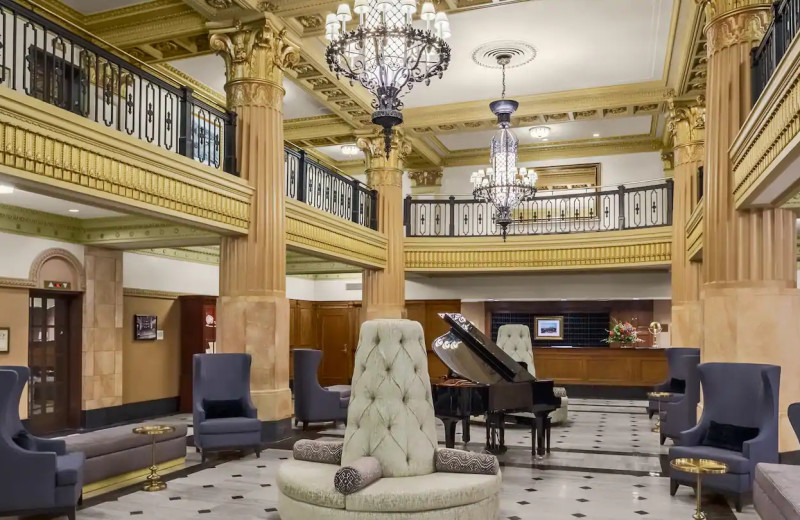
xmin=260 ymin=417 xmax=293 ymax=443
xmin=671 ymin=301 xmax=703 ymax=348
xmin=217 ymin=294 xmax=292 ymax=423
xmin=703 ymin=282 xmax=800 ymax=452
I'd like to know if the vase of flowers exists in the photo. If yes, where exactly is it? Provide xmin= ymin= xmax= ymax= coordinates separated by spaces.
xmin=604 ymin=319 xmax=643 ymax=348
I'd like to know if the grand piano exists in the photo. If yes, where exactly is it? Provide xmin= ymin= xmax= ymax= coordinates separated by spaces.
xmin=430 ymin=312 xmax=561 ymax=456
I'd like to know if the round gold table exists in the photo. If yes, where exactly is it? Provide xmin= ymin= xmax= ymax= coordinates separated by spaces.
xmin=132 ymin=425 xmax=176 ymax=492
xmin=647 ymin=391 xmax=672 ymax=433
xmin=670 ymin=458 xmax=728 ymax=520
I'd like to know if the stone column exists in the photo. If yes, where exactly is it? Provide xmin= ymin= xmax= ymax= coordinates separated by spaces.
xmin=701 ymin=1 xmax=800 ymax=452
xmin=357 ymin=133 xmax=411 ymax=320
xmin=210 ymin=15 xmax=299 ymax=439
xmin=667 ymin=98 xmax=705 ymax=349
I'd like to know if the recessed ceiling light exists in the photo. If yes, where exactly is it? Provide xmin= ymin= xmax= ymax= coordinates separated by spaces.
xmin=529 ymin=126 xmax=551 ymax=139
xmin=340 ymin=144 xmax=360 ymax=156
xmin=0 ymin=185 xmax=14 ymax=195
xmin=542 ymin=138 xmax=549 ymax=142
xmin=592 ymin=133 xmax=600 ymax=137
xmin=68 ymin=209 xmax=80 ymax=213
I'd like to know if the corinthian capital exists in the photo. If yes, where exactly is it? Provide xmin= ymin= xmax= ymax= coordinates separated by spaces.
xmin=209 ymin=15 xmax=300 ymax=85
xmin=667 ymin=96 xmax=706 ymax=148
xmin=356 ymin=132 xmax=412 ymax=171
xmin=699 ymin=0 xmax=771 ymax=55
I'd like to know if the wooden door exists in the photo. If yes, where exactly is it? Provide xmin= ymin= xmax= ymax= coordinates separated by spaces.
xmin=289 ymin=300 xmax=316 ymax=380
xmin=27 ymin=292 xmax=76 ymax=434
xmin=316 ymin=303 xmax=355 ymax=386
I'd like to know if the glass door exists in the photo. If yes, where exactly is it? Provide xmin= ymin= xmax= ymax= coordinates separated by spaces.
xmin=27 ymin=293 xmax=72 ymax=434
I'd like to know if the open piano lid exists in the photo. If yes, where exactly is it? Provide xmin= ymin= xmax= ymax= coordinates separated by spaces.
xmin=433 ymin=313 xmax=535 ymax=385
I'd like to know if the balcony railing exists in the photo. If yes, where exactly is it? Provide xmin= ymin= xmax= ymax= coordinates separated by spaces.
xmin=0 ymin=0 xmax=237 ymax=174
xmin=752 ymin=0 xmax=800 ymax=104
xmin=404 ymin=179 xmax=673 ymax=238
xmin=285 ymin=146 xmax=378 ymax=230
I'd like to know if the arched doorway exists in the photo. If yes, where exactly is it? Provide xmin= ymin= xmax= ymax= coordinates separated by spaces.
xmin=27 ymin=248 xmax=84 ymax=433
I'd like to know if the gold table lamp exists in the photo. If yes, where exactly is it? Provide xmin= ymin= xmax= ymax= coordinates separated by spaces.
xmin=132 ymin=424 xmax=176 ymax=492
xmin=670 ymin=458 xmax=728 ymax=520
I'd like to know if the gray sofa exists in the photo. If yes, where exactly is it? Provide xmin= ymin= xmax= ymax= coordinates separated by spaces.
xmin=64 ymin=423 xmax=187 ymax=486
xmin=754 ymin=402 xmax=800 ymax=520
xmin=277 ymin=319 xmax=501 ymax=519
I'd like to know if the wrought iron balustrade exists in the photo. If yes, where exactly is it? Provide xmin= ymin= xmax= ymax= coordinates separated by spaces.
xmin=285 ymin=147 xmax=378 ymax=230
xmin=404 ymin=180 xmax=673 ymax=238
xmin=752 ymin=0 xmax=800 ymax=104
xmin=0 ymin=0 xmax=236 ymax=174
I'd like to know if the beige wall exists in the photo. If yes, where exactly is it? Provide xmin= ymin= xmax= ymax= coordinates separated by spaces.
xmin=0 ymin=287 xmax=30 ymax=419
xmin=122 ymin=296 xmax=181 ymax=405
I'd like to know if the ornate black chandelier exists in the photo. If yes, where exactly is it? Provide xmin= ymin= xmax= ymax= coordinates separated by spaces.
xmin=471 ymin=54 xmax=537 ymax=240
xmin=325 ymin=0 xmax=452 ymax=156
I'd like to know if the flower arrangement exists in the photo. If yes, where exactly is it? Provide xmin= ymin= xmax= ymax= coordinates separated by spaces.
xmin=604 ymin=318 xmax=643 ymax=346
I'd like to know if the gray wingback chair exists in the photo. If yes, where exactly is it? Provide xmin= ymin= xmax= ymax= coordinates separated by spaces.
xmin=293 ymin=349 xmax=349 ymax=430
xmin=278 ymin=320 xmax=502 ymax=519
xmin=647 ymin=347 xmax=700 ymax=418
xmin=0 ymin=369 xmax=84 ymax=520
xmin=659 ymin=353 xmax=700 ymax=445
xmin=669 ymin=363 xmax=780 ymax=512
xmin=496 ymin=324 xmax=569 ymax=424
xmin=193 ymin=353 xmax=262 ymax=461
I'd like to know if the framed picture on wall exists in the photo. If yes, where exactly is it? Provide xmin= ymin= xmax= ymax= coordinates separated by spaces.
xmin=0 ymin=327 xmax=8 ymax=353
xmin=134 ymin=315 xmax=158 ymax=341
xmin=534 ymin=316 xmax=564 ymax=340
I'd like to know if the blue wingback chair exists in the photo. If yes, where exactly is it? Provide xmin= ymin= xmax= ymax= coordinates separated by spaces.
xmin=193 ymin=354 xmax=262 ymax=461
xmin=0 ymin=369 xmax=84 ymax=520
xmin=293 ymin=349 xmax=349 ymax=430
xmin=659 ymin=354 xmax=700 ymax=445
xmin=648 ymin=347 xmax=700 ymax=418
xmin=669 ymin=363 xmax=780 ymax=512
xmin=790 ymin=402 xmax=800 ymax=439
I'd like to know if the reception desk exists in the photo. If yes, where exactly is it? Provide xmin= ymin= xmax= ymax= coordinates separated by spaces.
xmin=533 ymin=347 xmax=667 ymax=387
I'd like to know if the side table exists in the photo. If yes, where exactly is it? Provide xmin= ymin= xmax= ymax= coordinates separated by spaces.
xmin=132 ymin=424 xmax=177 ymax=492
xmin=670 ymin=457 xmax=728 ymax=520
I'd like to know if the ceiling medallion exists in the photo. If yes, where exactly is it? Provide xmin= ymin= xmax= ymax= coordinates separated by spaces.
xmin=471 ymin=54 xmax=537 ymax=241
xmin=205 ymin=0 xmax=233 ymax=9
xmin=472 ymin=40 xmax=537 ymax=70
xmin=325 ymin=0 xmax=452 ymax=156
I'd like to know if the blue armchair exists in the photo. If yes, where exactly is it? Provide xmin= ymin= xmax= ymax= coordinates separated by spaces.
xmin=669 ymin=363 xmax=780 ymax=512
xmin=659 ymin=354 xmax=700 ymax=445
xmin=293 ymin=349 xmax=349 ymax=430
xmin=0 ymin=369 xmax=84 ymax=520
xmin=193 ymin=353 xmax=262 ymax=461
xmin=647 ymin=347 xmax=700 ymax=418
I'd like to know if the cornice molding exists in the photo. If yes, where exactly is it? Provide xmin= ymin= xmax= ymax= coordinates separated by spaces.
xmin=131 ymin=246 xmax=220 ymax=265
xmin=122 ymin=287 xmax=187 ymax=300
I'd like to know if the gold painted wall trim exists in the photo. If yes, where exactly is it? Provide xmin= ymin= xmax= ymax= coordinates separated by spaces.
xmin=131 ymin=246 xmax=220 ymax=265
xmin=285 ymin=199 xmax=388 ymax=269
xmin=405 ymin=228 xmax=672 ymax=273
xmin=0 ymin=276 xmax=36 ymax=289
xmin=122 ymin=288 xmax=186 ymax=300
xmin=731 ymin=30 xmax=800 ymax=209
xmin=686 ymin=199 xmax=703 ymax=261
xmin=0 ymin=87 xmax=252 ymax=235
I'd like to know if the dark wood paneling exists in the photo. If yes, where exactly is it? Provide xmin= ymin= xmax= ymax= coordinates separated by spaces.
xmin=533 ymin=347 xmax=667 ymax=386
xmin=405 ymin=300 xmax=461 ymax=379
xmin=178 ymin=295 xmax=216 ymax=413
xmin=289 ymin=299 xmax=317 ymax=379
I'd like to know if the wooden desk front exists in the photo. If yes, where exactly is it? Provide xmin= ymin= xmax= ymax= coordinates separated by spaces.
xmin=533 ymin=347 xmax=667 ymax=386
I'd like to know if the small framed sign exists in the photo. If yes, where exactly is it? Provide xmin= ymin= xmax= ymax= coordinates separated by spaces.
xmin=44 ymin=280 xmax=71 ymax=290
xmin=0 ymin=327 xmax=9 ymax=353
xmin=134 ymin=315 xmax=158 ymax=341
xmin=534 ymin=316 xmax=564 ymax=341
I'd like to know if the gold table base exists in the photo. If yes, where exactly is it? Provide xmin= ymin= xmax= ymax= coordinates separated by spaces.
xmin=648 ymin=391 xmax=672 ymax=433
xmin=132 ymin=425 xmax=176 ymax=492
xmin=670 ymin=458 xmax=729 ymax=520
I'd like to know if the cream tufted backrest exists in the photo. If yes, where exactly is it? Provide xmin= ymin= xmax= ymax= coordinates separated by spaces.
xmin=341 ymin=319 xmax=438 ymax=477
xmin=496 ymin=324 xmax=535 ymax=377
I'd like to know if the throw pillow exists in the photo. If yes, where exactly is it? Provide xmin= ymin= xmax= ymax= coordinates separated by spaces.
xmin=701 ymin=421 xmax=759 ymax=452
xmin=434 ymin=447 xmax=499 ymax=475
xmin=203 ymin=399 xmax=245 ymax=419
xmin=669 ymin=378 xmax=686 ymax=394
xmin=334 ymin=456 xmax=382 ymax=494
xmin=293 ymin=439 xmax=343 ymax=465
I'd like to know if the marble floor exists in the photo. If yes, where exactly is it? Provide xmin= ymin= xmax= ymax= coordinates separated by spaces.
xmin=67 ymin=398 xmax=758 ymax=520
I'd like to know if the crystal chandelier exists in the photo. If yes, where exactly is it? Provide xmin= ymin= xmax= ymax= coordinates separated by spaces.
xmin=471 ymin=55 xmax=537 ymax=241
xmin=325 ymin=0 xmax=452 ymax=156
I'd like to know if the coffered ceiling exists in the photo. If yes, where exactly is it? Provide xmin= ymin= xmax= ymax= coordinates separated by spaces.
xmin=42 ymin=0 xmax=704 ymax=170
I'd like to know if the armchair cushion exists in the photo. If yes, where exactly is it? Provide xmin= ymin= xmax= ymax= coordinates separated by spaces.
xmin=334 ymin=456 xmax=382 ymax=494
xmin=345 ymin=471 xmax=502 ymax=513
xmin=202 ymin=398 xmax=245 ymax=419
xmin=293 ymin=439 xmax=343 ymax=465
xmin=435 ymin=448 xmax=499 ymax=475
xmin=11 ymin=431 xmax=34 ymax=451
xmin=55 ymin=452 xmax=85 ymax=486
xmin=197 ymin=417 xmax=261 ymax=435
xmin=670 ymin=445 xmax=751 ymax=474
xmin=277 ymin=460 xmax=345 ymax=509
xmin=669 ymin=378 xmax=686 ymax=394
xmin=702 ymin=420 xmax=759 ymax=452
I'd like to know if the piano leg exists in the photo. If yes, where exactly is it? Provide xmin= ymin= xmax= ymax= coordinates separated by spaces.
xmin=534 ymin=413 xmax=547 ymax=457
xmin=444 ymin=419 xmax=457 ymax=449
xmin=546 ymin=417 xmax=552 ymax=454
xmin=499 ymin=413 xmax=506 ymax=451
xmin=462 ymin=418 xmax=470 ymax=444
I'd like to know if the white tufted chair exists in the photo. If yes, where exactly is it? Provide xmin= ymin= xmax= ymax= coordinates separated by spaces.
xmin=496 ymin=324 xmax=569 ymax=424
xmin=277 ymin=319 xmax=501 ymax=519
